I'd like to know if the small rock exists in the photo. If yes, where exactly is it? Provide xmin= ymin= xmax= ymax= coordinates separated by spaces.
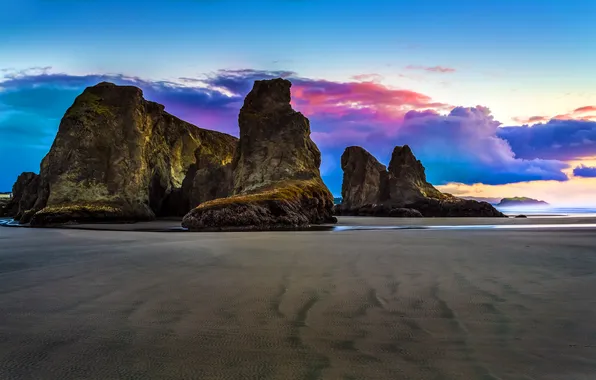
xmin=388 ymin=208 xmax=423 ymax=218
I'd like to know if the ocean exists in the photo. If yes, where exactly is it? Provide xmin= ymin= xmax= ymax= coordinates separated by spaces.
xmin=495 ymin=206 xmax=596 ymax=217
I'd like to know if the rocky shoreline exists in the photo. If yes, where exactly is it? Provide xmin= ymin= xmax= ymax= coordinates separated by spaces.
xmin=1 ymin=77 xmax=502 ymax=230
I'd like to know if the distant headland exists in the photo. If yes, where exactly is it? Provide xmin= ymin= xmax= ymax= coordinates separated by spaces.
xmin=497 ymin=197 xmax=549 ymax=207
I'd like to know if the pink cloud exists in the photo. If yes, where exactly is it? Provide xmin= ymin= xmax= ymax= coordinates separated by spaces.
xmin=290 ymin=79 xmax=451 ymax=121
xmin=574 ymin=105 xmax=596 ymax=113
xmin=405 ymin=65 xmax=456 ymax=73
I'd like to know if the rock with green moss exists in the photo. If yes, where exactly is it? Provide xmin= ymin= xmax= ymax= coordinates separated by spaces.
xmin=182 ymin=179 xmax=334 ymax=230
xmin=25 ymin=82 xmax=236 ymax=225
xmin=182 ymin=78 xmax=336 ymax=230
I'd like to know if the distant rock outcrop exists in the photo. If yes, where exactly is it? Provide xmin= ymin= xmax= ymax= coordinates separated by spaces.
xmin=5 ymin=82 xmax=237 ymax=225
xmin=497 ymin=197 xmax=549 ymax=207
xmin=182 ymin=78 xmax=336 ymax=230
xmin=460 ymin=196 xmax=501 ymax=205
xmin=337 ymin=145 xmax=504 ymax=217
xmin=1 ymin=172 xmax=40 ymax=220
xmin=0 ymin=200 xmax=8 ymax=217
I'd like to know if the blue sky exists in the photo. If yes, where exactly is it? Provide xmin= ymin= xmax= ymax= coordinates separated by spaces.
xmin=2 ymin=0 xmax=596 ymax=204
xmin=4 ymin=0 xmax=595 ymax=82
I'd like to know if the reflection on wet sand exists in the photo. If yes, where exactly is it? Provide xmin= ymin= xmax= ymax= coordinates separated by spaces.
xmin=0 ymin=219 xmax=595 ymax=379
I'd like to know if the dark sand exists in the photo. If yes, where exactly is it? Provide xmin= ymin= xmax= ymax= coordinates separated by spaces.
xmin=1 ymin=218 xmax=596 ymax=379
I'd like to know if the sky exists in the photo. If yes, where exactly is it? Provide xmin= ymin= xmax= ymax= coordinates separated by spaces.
xmin=1 ymin=0 xmax=596 ymax=205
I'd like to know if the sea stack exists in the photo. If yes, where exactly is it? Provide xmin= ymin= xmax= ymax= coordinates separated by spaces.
xmin=8 ymin=82 xmax=237 ymax=225
xmin=338 ymin=145 xmax=504 ymax=217
xmin=182 ymin=78 xmax=336 ymax=230
xmin=340 ymin=146 xmax=389 ymax=209
xmin=386 ymin=145 xmax=446 ymax=203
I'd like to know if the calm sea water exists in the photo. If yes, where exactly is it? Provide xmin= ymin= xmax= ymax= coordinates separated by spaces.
xmin=495 ymin=206 xmax=596 ymax=217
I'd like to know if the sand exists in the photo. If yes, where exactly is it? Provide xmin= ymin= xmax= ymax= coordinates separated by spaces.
xmin=0 ymin=218 xmax=595 ymax=379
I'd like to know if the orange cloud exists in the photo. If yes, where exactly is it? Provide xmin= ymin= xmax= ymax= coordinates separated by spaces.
xmin=514 ymin=106 xmax=596 ymax=124
xmin=437 ymin=177 xmax=596 ymax=207
xmin=574 ymin=105 xmax=596 ymax=113
xmin=437 ymin=156 xmax=596 ymax=206
xmin=512 ymin=115 xmax=549 ymax=124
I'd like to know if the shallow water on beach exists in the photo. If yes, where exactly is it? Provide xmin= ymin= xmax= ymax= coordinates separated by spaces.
xmin=3 ymin=217 xmax=596 ymax=232
xmin=333 ymin=223 xmax=596 ymax=231
xmin=496 ymin=206 xmax=596 ymax=217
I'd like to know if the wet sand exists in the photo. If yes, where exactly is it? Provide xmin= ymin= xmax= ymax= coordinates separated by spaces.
xmin=3 ymin=214 xmax=596 ymax=232
xmin=1 ymin=219 xmax=596 ymax=379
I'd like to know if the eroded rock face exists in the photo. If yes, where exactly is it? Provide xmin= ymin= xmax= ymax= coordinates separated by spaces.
xmin=2 ymin=172 xmax=40 ymax=220
xmin=340 ymin=146 xmax=389 ymax=209
xmin=387 ymin=145 xmax=445 ymax=204
xmin=338 ymin=145 xmax=504 ymax=217
xmin=182 ymin=78 xmax=336 ymax=230
xmin=232 ymin=79 xmax=322 ymax=194
xmin=26 ymin=82 xmax=236 ymax=225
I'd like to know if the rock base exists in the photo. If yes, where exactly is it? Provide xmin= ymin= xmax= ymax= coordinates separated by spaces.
xmin=29 ymin=203 xmax=154 ymax=226
xmin=335 ymin=199 xmax=504 ymax=218
xmin=182 ymin=180 xmax=336 ymax=231
xmin=335 ymin=204 xmax=423 ymax=217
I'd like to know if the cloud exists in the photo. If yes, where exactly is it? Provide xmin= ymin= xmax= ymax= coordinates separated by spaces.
xmin=0 ymin=71 xmax=254 ymax=190
xmin=350 ymin=73 xmax=384 ymax=82
xmin=437 ymin=177 xmax=596 ymax=207
xmin=573 ymin=165 xmax=596 ymax=178
xmin=405 ymin=65 xmax=456 ymax=73
xmin=390 ymin=107 xmax=568 ymax=185
xmin=290 ymin=78 xmax=450 ymax=120
xmin=513 ymin=105 xmax=596 ymax=125
xmin=512 ymin=115 xmax=549 ymax=124
xmin=574 ymin=106 xmax=596 ymax=113
xmin=0 ymin=68 xmax=575 ymax=194
xmin=498 ymin=119 xmax=596 ymax=160
xmin=0 ymin=66 xmax=52 ymax=81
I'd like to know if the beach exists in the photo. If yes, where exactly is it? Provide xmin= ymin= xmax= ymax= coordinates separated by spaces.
xmin=0 ymin=217 xmax=595 ymax=379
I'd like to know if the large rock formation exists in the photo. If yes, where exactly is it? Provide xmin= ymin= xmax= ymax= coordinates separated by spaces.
xmin=340 ymin=146 xmax=389 ymax=209
xmin=7 ymin=82 xmax=237 ymax=225
xmin=182 ymin=78 xmax=336 ymax=230
xmin=337 ymin=145 xmax=504 ymax=217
